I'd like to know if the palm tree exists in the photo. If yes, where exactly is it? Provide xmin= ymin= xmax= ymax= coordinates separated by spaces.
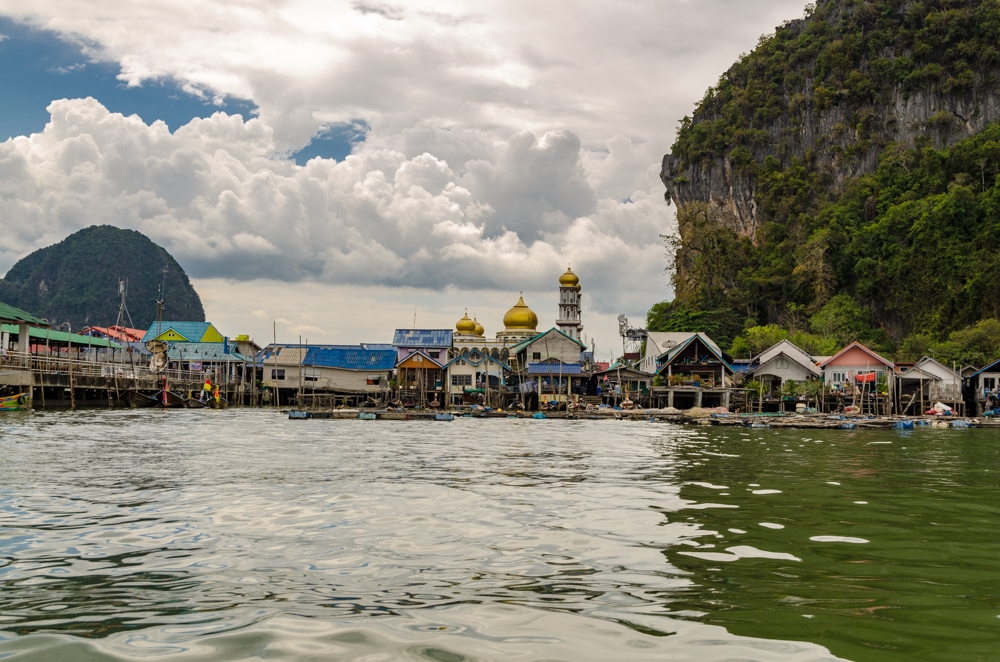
xmin=744 ymin=379 xmax=766 ymax=413
xmin=804 ymin=379 xmax=825 ymax=413
xmin=779 ymin=380 xmax=801 ymax=412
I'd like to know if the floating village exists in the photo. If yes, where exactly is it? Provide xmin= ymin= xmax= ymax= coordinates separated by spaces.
xmin=1 ymin=268 xmax=1000 ymax=430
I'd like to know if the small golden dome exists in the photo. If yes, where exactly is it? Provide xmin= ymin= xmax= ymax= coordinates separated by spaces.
xmin=559 ymin=267 xmax=580 ymax=287
xmin=456 ymin=312 xmax=476 ymax=334
xmin=503 ymin=295 xmax=538 ymax=330
xmin=473 ymin=318 xmax=485 ymax=336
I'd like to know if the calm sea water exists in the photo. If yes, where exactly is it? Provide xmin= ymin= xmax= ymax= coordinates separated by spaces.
xmin=0 ymin=410 xmax=997 ymax=661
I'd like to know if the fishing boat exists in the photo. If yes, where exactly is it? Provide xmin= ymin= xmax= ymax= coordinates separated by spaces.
xmin=161 ymin=390 xmax=187 ymax=409
xmin=206 ymin=396 xmax=228 ymax=410
xmin=0 ymin=393 xmax=28 ymax=411
xmin=184 ymin=398 xmax=207 ymax=409
xmin=126 ymin=391 xmax=159 ymax=408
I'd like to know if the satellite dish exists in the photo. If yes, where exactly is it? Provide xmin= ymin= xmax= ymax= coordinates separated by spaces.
xmin=150 ymin=353 xmax=168 ymax=373
xmin=617 ymin=315 xmax=627 ymax=323
xmin=146 ymin=340 xmax=168 ymax=354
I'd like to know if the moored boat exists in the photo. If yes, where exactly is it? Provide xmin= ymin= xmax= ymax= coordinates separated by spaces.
xmin=185 ymin=398 xmax=207 ymax=409
xmin=126 ymin=391 xmax=159 ymax=408
xmin=161 ymin=391 xmax=187 ymax=409
xmin=0 ymin=393 xmax=28 ymax=411
xmin=207 ymin=397 xmax=228 ymax=410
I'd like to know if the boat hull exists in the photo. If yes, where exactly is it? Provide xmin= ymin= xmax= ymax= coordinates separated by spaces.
xmin=161 ymin=391 xmax=187 ymax=409
xmin=126 ymin=392 xmax=159 ymax=408
xmin=0 ymin=393 xmax=28 ymax=411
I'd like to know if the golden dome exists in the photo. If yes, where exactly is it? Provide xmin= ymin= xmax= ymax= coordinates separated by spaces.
xmin=559 ymin=267 xmax=580 ymax=287
xmin=456 ymin=312 xmax=476 ymax=334
xmin=473 ymin=318 xmax=485 ymax=336
xmin=503 ymin=295 xmax=538 ymax=330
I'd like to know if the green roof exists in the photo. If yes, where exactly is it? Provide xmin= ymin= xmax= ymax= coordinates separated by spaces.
xmin=1 ymin=324 xmax=122 ymax=348
xmin=0 ymin=301 xmax=47 ymax=326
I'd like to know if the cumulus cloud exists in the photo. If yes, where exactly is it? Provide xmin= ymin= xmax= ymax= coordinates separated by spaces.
xmin=0 ymin=98 xmax=671 ymax=316
xmin=0 ymin=0 xmax=810 ymax=346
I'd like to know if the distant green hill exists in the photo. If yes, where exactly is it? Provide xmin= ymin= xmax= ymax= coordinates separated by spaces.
xmin=0 ymin=226 xmax=205 ymax=331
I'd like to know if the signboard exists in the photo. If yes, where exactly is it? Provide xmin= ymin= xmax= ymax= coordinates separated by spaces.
xmin=190 ymin=361 xmax=202 ymax=371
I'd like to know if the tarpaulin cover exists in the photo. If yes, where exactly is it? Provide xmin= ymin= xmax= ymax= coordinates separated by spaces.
xmin=855 ymin=372 xmax=877 ymax=383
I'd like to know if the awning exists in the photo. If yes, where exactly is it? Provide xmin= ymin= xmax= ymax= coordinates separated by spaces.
xmin=855 ymin=372 xmax=877 ymax=383
xmin=528 ymin=363 xmax=581 ymax=375
xmin=2 ymin=324 xmax=122 ymax=349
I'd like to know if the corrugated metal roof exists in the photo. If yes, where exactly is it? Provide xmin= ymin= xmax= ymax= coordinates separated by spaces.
xmin=305 ymin=347 xmax=396 ymax=371
xmin=83 ymin=326 xmax=145 ymax=342
xmin=392 ymin=329 xmax=453 ymax=348
xmin=0 ymin=302 xmax=47 ymax=326
xmin=511 ymin=328 xmax=587 ymax=352
xmin=817 ymin=342 xmax=894 ymax=369
xmin=259 ymin=347 xmax=309 ymax=366
xmin=167 ymin=342 xmax=250 ymax=362
xmin=528 ymin=362 xmax=582 ymax=375
xmin=658 ymin=335 xmax=734 ymax=373
xmin=442 ymin=349 xmax=511 ymax=370
xmin=394 ymin=349 xmax=445 ymax=368
xmin=141 ymin=322 xmax=213 ymax=343
xmin=647 ymin=332 xmax=721 ymax=358
xmin=969 ymin=358 xmax=1000 ymax=378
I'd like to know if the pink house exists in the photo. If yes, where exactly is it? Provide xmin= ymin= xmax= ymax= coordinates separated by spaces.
xmin=818 ymin=342 xmax=895 ymax=391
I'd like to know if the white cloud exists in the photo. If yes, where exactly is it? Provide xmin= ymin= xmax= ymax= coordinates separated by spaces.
xmin=0 ymin=0 xmax=811 ymax=348
xmin=0 ymin=99 xmax=673 ymax=346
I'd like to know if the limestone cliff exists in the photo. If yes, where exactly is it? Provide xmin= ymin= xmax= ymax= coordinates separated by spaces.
xmin=661 ymin=0 xmax=1000 ymax=240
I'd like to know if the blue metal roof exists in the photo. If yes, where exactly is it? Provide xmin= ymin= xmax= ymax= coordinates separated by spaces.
xmin=393 ymin=329 xmax=453 ymax=348
xmin=305 ymin=347 xmax=396 ymax=371
xmin=442 ymin=349 xmax=511 ymax=371
xmin=969 ymin=358 xmax=1000 ymax=379
xmin=142 ymin=321 xmax=213 ymax=343
xmin=528 ymin=362 xmax=582 ymax=375
xmin=167 ymin=342 xmax=250 ymax=362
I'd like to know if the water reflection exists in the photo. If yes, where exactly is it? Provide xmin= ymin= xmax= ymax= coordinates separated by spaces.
xmin=6 ymin=411 xmax=992 ymax=660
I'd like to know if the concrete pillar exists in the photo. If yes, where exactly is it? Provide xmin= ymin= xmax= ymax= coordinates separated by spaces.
xmin=724 ymin=390 xmax=731 ymax=409
xmin=18 ymin=322 xmax=29 ymax=366
xmin=695 ymin=390 xmax=703 ymax=408
xmin=668 ymin=390 xmax=674 ymax=408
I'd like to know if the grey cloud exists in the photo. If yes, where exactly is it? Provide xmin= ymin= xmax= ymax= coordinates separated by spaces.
xmin=0 ymin=99 xmax=672 ymax=316
xmin=352 ymin=2 xmax=404 ymax=21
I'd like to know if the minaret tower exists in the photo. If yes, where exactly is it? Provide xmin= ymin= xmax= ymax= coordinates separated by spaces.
xmin=556 ymin=267 xmax=583 ymax=340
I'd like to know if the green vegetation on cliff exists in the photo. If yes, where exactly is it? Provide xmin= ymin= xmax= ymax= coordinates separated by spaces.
xmin=654 ymin=0 xmax=1000 ymax=364
xmin=0 ymin=226 xmax=204 ymax=331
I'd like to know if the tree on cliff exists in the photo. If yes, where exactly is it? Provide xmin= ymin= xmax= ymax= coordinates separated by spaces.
xmin=653 ymin=0 xmax=1000 ymax=363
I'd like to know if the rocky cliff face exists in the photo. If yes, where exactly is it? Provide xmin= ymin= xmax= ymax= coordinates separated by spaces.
xmin=661 ymin=0 xmax=1000 ymax=239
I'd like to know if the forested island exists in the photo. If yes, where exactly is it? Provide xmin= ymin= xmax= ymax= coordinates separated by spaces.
xmin=654 ymin=0 xmax=1000 ymax=367
xmin=0 ymin=226 xmax=204 ymax=330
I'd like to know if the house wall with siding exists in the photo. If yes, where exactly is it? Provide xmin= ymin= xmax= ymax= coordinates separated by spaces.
xmin=752 ymin=355 xmax=817 ymax=384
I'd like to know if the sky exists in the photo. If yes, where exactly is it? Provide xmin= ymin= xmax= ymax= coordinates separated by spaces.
xmin=0 ymin=0 xmax=808 ymax=360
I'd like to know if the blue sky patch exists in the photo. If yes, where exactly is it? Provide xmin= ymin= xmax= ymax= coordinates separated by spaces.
xmin=291 ymin=120 xmax=370 ymax=165
xmin=0 ymin=16 xmax=257 ymax=140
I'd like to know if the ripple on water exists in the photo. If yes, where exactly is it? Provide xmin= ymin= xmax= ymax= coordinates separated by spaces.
xmin=3 ymin=410 xmax=998 ymax=662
